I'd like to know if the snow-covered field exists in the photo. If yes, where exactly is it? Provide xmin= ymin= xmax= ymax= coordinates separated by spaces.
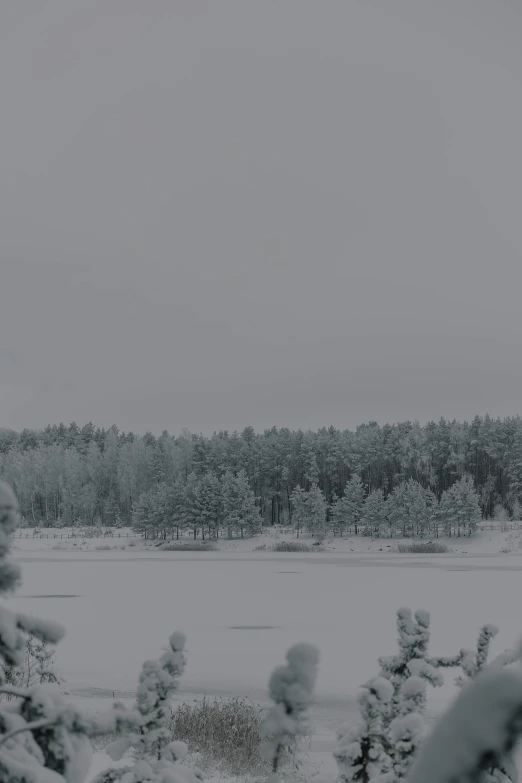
xmin=8 ymin=534 xmax=522 ymax=781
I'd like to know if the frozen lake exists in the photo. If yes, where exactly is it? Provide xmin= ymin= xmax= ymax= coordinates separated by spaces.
xmin=8 ymin=548 xmax=522 ymax=734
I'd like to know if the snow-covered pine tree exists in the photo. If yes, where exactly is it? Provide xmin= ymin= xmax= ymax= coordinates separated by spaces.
xmin=406 ymin=668 xmax=522 ymax=783
xmin=0 ymin=481 xmax=140 ymax=782
xmin=455 ymin=624 xmax=521 ymax=783
xmin=136 ymin=631 xmax=187 ymax=759
xmin=385 ymin=484 xmax=408 ymax=539
xmin=452 ymin=475 xmax=482 ymax=536
xmin=306 ymin=483 xmax=327 ymax=539
xmin=222 ymin=470 xmax=262 ymax=539
xmin=360 ymin=490 xmax=387 ymax=538
xmin=232 ymin=470 xmax=262 ymax=538
xmin=340 ymin=476 xmax=366 ymax=535
xmin=1 ymin=633 xmax=61 ymax=697
xmin=97 ymin=631 xmax=204 ymax=783
xmin=439 ymin=475 xmax=482 ymax=538
xmin=334 ymin=677 xmax=393 ymax=783
xmin=403 ymin=481 xmax=430 ymax=539
xmin=290 ymin=486 xmax=308 ymax=538
xmin=378 ymin=608 xmax=460 ymax=712
xmin=335 ymin=607 xmax=462 ymax=783
xmin=260 ymin=642 xmax=319 ymax=783
xmin=456 ymin=623 xmax=500 ymax=688
xmin=195 ymin=472 xmax=222 ymax=539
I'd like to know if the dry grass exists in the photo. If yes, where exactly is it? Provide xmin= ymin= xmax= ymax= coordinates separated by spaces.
xmin=160 ymin=541 xmax=217 ymax=552
xmin=397 ymin=541 xmax=449 ymax=553
xmin=271 ymin=541 xmax=323 ymax=552
xmin=168 ymin=696 xmax=309 ymax=776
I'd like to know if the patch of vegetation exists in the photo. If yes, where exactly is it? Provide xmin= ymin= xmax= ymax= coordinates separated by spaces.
xmin=397 ymin=541 xmax=449 ymax=553
xmin=169 ymin=695 xmax=310 ymax=777
xmin=160 ymin=541 xmax=217 ymax=552
xmin=272 ymin=541 xmax=317 ymax=552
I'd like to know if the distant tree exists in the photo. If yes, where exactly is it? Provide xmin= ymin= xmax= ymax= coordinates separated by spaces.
xmin=440 ymin=475 xmax=482 ymax=537
xmin=290 ymin=485 xmax=308 ymax=538
xmin=331 ymin=476 xmax=365 ymax=535
xmin=360 ymin=489 xmax=387 ymax=537
xmin=306 ymin=483 xmax=327 ymax=539
xmin=290 ymin=484 xmax=327 ymax=539
xmin=132 ymin=482 xmax=171 ymax=539
xmin=195 ymin=471 xmax=223 ymax=539
xmin=222 ymin=470 xmax=262 ymax=538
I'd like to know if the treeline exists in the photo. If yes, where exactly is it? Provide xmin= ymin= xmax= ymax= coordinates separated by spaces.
xmin=0 ymin=414 xmax=521 ymax=529
xmin=291 ymin=474 xmax=482 ymax=539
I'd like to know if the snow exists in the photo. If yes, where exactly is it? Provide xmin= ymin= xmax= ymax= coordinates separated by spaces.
xmin=6 ymin=537 xmax=522 ymax=782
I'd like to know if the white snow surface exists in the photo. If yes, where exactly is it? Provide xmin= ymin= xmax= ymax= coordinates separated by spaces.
xmin=7 ymin=530 xmax=522 ymax=782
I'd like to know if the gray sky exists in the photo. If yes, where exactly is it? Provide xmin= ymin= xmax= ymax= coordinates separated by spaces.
xmin=2 ymin=1 xmax=522 ymax=436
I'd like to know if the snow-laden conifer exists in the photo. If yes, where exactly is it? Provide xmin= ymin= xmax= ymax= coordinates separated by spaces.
xmin=336 ymin=607 xmax=464 ymax=783
xmin=260 ymin=642 xmax=319 ymax=783
xmin=406 ymin=669 xmax=522 ymax=783
xmin=453 ymin=624 xmax=522 ymax=783
xmin=96 ymin=631 xmax=205 ymax=783
xmin=334 ymin=677 xmax=393 ymax=783
xmin=378 ymin=608 xmax=460 ymax=714
xmin=0 ymin=482 xmax=142 ymax=783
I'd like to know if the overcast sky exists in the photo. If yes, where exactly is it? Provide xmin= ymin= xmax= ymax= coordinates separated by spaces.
xmin=2 ymin=1 xmax=522 ymax=436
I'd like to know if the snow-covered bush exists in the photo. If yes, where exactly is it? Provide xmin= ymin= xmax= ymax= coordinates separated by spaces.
xmin=1 ymin=633 xmax=61 ymax=697
xmin=407 ymin=668 xmax=522 ymax=783
xmin=260 ymin=642 xmax=319 ymax=783
xmin=169 ymin=696 xmax=269 ymax=776
xmin=336 ymin=607 xmax=522 ymax=783
xmin=91 ymin=632 xmax=206 ymax=783
xmin=0 ymin=480 xmax=140 ymax=783
xmin=334 ymin=677 xmax=393 ymax=783
xmin=335 ymin=608 xmax=464 ymax=783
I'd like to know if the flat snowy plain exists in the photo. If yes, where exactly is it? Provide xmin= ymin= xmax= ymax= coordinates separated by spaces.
xmin=8 ymin=531 xmax=522 ymax=782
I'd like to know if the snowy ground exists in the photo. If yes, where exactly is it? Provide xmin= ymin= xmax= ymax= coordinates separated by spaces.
xmin=11 ymin=522 xmax=522 ymax=555
xmin=7 ymin=530 xmax=522 ymax=781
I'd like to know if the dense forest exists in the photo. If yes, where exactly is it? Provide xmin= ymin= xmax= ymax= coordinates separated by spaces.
xmin=0 ymin=414 xmax=521 ymax=531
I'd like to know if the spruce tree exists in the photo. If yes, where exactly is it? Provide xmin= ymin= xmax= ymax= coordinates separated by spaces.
xmin=360 ymin=489 xmax=387 ymax=538
xmin=306 ymin=483 xmax=327 ymax=539
xmin=0 ymin=481 xmax=140 ymax=782
xmin=290 ymin=486 xmax=308 ymax=538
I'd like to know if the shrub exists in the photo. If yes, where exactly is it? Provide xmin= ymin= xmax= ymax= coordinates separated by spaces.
xmin=261 ymin=642 xmax=319 ymax=781
xmin=160 ymin=542 xmax=217 ymax=552
xmin=0 ymin=634 xmax=60 ymax=701
xmin=397 ymin=542 xmax=449 ymax=553
xmin=169 ymin=697 xmax=268 ymax=776
xmin=271 ymin=541 xmax=314 ymax=552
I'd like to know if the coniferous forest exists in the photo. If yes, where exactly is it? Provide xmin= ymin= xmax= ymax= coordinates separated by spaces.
xmin=1 ymin=414 xmax=521 ymax=536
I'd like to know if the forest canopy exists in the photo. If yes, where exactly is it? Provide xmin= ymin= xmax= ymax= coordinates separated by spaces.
xmin=0 ymin=414 xmax=519 ymax=529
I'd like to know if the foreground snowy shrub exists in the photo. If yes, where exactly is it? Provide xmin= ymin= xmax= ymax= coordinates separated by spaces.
xmin=335 ymin=607 xmax=521 ymax=783
xmin=0 ymin=633 xmax=60 ymax=697
xmin=260 ymin=642 xmax=319 ymax=783
xmin=168 ymin=696 xmax=294 ymax=776
xmin=407 ymin=668 xmax=522 ymax=783
xmin=0 ymin=482 xmax=320 ymax=783
xmin=0 ymin=481 xmax=141 ymax=783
